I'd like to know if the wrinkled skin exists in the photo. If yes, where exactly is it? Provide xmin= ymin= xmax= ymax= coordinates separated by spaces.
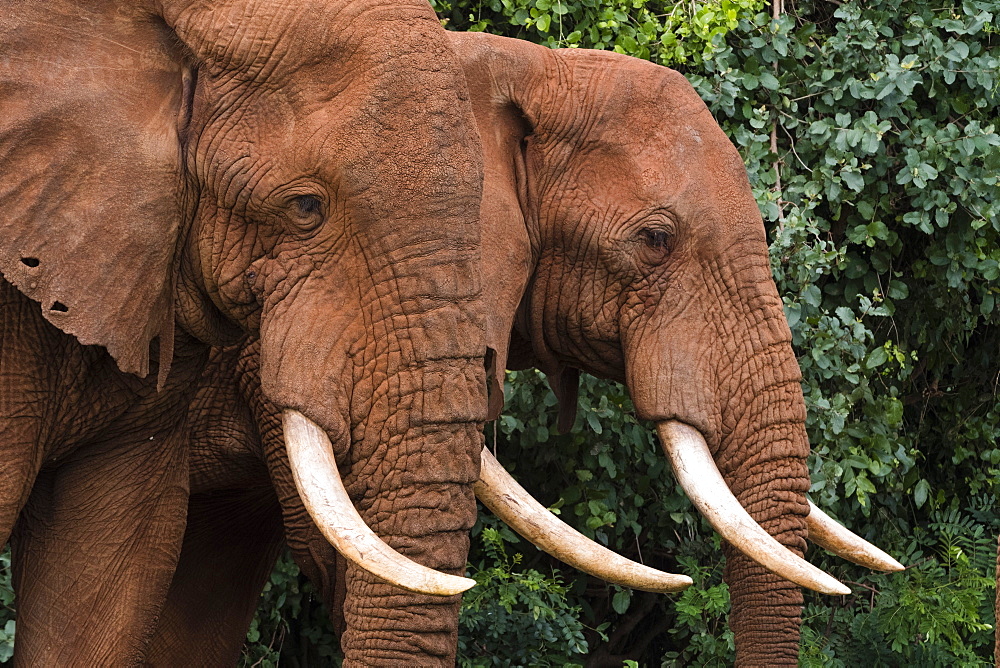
xmin=0 ymin=2 xmax=485 ymax=665
xmin=151 ymin=32 xmax=812 ymax=665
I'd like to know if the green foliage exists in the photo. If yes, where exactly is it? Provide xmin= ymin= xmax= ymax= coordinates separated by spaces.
xmin=240 ymin=552 xmax=339 ymax=668
xmin=458 ymin=523 xmax=592 ymax=666
xmin=430 ymin=0 xmax=766 ymax=65
xmin=802 ymin=505 xmax=997 ymax=666
xmin=660 ymin=556 xmax=734 ymax=666
xmin=0 ymin=549 xmax=12 ymax=664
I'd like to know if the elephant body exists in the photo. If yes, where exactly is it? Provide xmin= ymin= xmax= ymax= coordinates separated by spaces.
xmin=0 ymin=1 xmax=488 ymax=663
xmin=144 ymin=30 xmax=863 ymax=665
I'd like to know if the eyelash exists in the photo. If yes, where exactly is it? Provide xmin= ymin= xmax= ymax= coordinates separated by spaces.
xmin=637 ymin=226 xmax=674 ymax=264
xmin=288 ymin=194 xmax=325 ymax=232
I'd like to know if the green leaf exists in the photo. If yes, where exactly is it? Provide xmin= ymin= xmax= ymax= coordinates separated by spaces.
xmin=865 ymin=346 xmax=888 ymax=369
xmin=841 ymin=170 xmax=865 ymax=192
xmin=612 ymin=588 xmax=632 ymax=614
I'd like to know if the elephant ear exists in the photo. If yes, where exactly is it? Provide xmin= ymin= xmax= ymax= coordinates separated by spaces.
xmin=0 ymin=3 xmax=189 ymax=378
xmin=449 ymin=32 xmax=552 ymax=413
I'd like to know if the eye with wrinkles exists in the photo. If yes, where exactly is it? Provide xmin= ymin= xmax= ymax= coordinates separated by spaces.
xmin=637 ymin=226 xmax=675 ymax=265
xmin=287 ymin=194 xmax=325 ymax=233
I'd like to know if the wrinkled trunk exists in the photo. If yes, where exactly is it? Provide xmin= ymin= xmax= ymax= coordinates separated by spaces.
xmin=712 ymin=262 xmax=812 ymax=666
xmin=719 ymin=413 xmax=810 ymax=666
xmin=338 ymin=311 xmax=485 ymax=663
xmin=258 ymin=239 xmax=485 ymax=664
xmin=626 ymin=240 xmax=813 ymax=665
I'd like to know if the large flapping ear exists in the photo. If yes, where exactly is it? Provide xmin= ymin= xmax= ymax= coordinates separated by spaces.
xmin=448 ymin=32 xmax=556 ymax=412
xmin=0 ymin=2 xmax=189 ymax=378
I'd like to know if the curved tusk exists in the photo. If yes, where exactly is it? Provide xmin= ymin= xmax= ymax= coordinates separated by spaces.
xmin=656 ymin=421 xmax=851 ymax=596
xmin=807 ymin=500 xmax=905 ymax=572
xmin=283 ymin=409 xmax=476 ymax=596
xmin=474 ymin=447 xmax=693 ymax=593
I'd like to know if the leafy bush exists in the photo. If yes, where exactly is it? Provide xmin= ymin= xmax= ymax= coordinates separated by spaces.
xmin=431 ymin=0 xmax=765 ymax=64
xmin=0 ymin=549 xmax=12 ymax=663
xmin=459 ymin=523 xmax=592 ymax=666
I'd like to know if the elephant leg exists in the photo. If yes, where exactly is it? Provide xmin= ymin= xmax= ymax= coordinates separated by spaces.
xmin=10 ymin=427 xmax=190 ymax=667
xmin=144 ymin=486 xmax=285 ymax=667
xmin=0 ymin=418 xmax=44 ymax=546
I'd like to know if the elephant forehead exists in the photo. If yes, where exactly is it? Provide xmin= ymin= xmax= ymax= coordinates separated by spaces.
xmin=177 ymin=0 xmax=456 ymax=83
xmin=197 ymin=75 xmax=481 ymax=215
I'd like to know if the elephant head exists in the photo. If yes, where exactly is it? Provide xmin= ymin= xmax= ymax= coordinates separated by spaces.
xmin=447 ymin=32 xmax=902 ymax=664
xmin=0 ymin=1 xmax=489 ymax=662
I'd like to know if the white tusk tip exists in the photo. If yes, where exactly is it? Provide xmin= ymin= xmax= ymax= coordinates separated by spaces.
xmin=824 ymin=580 xmax=852 ymax=596
xmin=475 ymin=448 xmax=693 ymax=593
xmin=651 ymin=574 xmax=694 ymax=593
xmin=452 ymin=576 xmax=478 ymax=594
xmin=806 ymin=501 xmax=907 ymax=573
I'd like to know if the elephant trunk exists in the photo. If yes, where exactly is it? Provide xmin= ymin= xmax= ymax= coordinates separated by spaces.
xmin=338 ymin=344 xmax=485 ymax=665
xmin=693 ymin=336 xmax=815 ymax=665
xmin=620 ymin=241 xmax=823 ymax=664
xmin=715 ymin=402 xmax=813 ymax=666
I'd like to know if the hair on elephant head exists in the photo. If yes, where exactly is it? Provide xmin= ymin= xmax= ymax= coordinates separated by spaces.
xmin=0 ymin=1 xmax=487 ymax=663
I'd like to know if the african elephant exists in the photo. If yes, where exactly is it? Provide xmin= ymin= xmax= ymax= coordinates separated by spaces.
xmin=147 ymin=30 xmax=903 ymax=665
xmin=0 ymin=1 xmax=488 ymax=664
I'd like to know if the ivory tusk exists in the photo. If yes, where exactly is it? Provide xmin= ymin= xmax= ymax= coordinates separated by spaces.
xmin=474 ymin=447 xmax=693 ymax=593
xmin=807 ymin=500 xmax=905 ymax=572
xmin=283 ymin=409 xmax=476 ymax=596
xmin=656 ymin=421 xmax=851 ymax=596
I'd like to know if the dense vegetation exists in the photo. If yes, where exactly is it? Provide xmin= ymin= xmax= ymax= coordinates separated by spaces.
xmin=1 ymin=0 xmax=997 ymax=664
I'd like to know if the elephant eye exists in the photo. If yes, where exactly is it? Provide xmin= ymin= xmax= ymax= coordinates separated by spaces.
xmin=289 ymin=194 xmax=325 ymax=232
xmin=638 ymin=227 xmax=673 ymax=263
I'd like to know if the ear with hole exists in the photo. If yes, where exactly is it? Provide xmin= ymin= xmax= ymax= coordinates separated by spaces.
xmin=0 ymin=2 xmax=191 ymax=378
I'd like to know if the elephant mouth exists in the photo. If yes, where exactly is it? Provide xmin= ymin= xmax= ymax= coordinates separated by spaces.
xmin=284 ymin=409 xmax=901 ymax=598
